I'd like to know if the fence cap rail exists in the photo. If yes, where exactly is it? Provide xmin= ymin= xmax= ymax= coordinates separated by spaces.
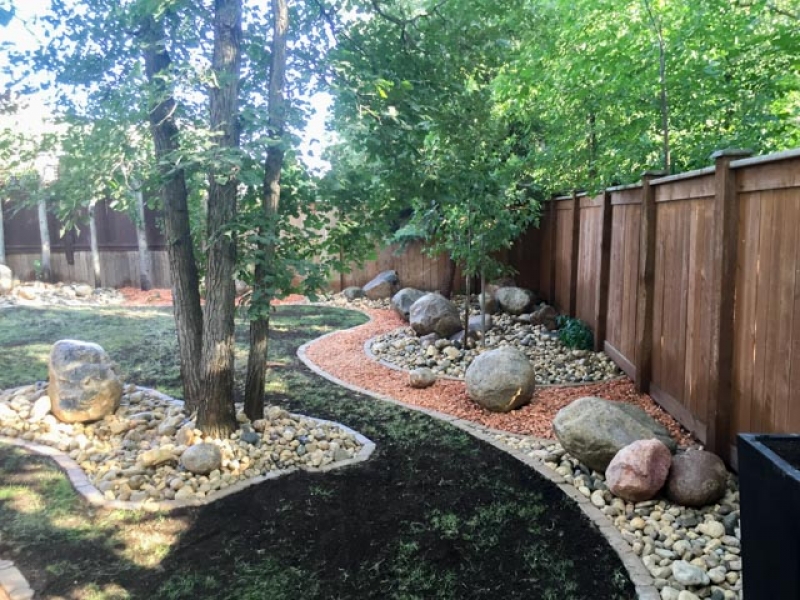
xmin=730 ymin=148 xmax=800 ymax=170
xmin=651 ymin=166 xmax=715 ymax=186
xmin=606 ymin=182 xmax=642 ymax=192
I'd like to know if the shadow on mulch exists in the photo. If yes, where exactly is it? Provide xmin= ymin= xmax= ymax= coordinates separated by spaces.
xmin=0 ymin=305 xmax=635 ymax=599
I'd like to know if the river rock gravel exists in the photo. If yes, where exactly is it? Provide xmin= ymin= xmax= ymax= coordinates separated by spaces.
xmin=0 ymin=281 xmax=124 ymax=308
xmin=485 ymin=431 xmax=742 ymax=600
xmin=0 ymin=383 xmax=364 ymax=505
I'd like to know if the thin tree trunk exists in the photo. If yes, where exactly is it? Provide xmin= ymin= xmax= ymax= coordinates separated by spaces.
xmin=88 ymin=200 xmax=101 ymax=288
xmin=244 ymin=0 xmax=288 ymax=421
xmin=37 ymin=198 xmax=51 ymax=282
xmin=480 ymin=269 xmax=486 ymax=348
xmin=134 ymin=186 xmax=153 ymax=291
xmin=140 ymin=15 xmax=204 ymax=411
xmin=643 ymin=0 xmax=670 ymax=173
xmin=198 ymin=0 xmax=242 ymax=438
xmin=0 ymin=198 xmax=6 ymax=265
xmin=462 ymin=269 xmax=471 ymax=345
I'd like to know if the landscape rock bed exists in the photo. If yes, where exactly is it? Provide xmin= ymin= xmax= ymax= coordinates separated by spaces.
xmin=0 ymin=383 xmax=365 ymax=506
xmin=369 ymin=315 xmax=620 ymax=383
xmin=488 ymin=432 xmax=742 ymax=600
xmin=0 ymin=281 xmax=124 ymax=308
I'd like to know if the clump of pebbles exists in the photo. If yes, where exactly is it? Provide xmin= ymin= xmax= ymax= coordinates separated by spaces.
xmin=0 ymin=383 xmax=364 ymax=505
xmin=318 ymin=293 xmax=391 ymax=311
xmin=488 ymin=432 xmax=742 ymax=600
xmin=370 ymin=310 xmax=621 ymax=384
xmin=0 ymin=281 xmax=124 ymax=308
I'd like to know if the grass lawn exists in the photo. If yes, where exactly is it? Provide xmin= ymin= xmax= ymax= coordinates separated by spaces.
xmin=0 ymin=305 xmax=635 ymax=599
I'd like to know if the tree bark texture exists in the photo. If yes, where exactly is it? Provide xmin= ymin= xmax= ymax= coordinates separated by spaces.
xmin=88 ymin=200 xmax=101 ymax=288
xmin=140 ymin=15 xmax=204 ymax=411
xmin=133 ymin=187 xmax=153 ymax=291
xmin=198 ymin=0 xmax=242 ymax=437
xmin=37 ymin=199 xmax=51 ymax=282
xmin=244 ymin=0 xmax=288 ymax=421
xmin=0 ymin=198 xmax=6 ymax=265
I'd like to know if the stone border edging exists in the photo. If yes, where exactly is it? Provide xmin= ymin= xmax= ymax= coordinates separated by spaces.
xmin=0 ymin=560 xmax=33 ymax=600
xmin=299 ymin=327 xmax=660 ymax=600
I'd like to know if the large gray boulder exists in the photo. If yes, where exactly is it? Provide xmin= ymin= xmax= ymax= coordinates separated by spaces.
xmin=665 ymin=448 xmax=728 ymax=507
xmin=495 ymin=287 xmax=534 ymax=315
xmin=553 ymin=396 xmax=677 ymax=472
xmin=391 ymin=288 xmax=426 ymax=321
xmin=0 ymin=264 xmax=12 ymax=294
xmin=465 ymin=346 xmax=535 ymax=412
xmin=409 ymin=293 xmax=462 ymax=338
xmin=48 ymin=340 xmax=123 ymax=423
xmin=342 ymin=286 xmax=365 ymax=301
xmin=181 ymin=443 xmax=223 ymax=475
xmin=363 ymin=270 xmax=399 ymax=300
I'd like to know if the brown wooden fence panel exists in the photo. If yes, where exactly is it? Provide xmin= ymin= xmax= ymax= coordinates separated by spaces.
xmin=575 ymin=195 xmax=603 ymax=330
xmin=335 ymin=241 xmax=457 ymax=293
xmin=648 ymin=173 xmax=716 ymax=442
xmin=604 ymin=187 xmax=641 ymax=376
xmin=553 ymin=199 xmax=574 ymax=312
xmin=732 ymin=155 xmax=800 ymax=452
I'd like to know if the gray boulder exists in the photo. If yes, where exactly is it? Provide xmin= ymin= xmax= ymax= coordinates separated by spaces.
xmin=495 ymin=287 xmax=534 ymax=315
xmin=391 ymin=288 xmax=426 ymax=321
xmin=48 ymin=340 xmax=123 ymax=423
xmin=181 ymin=443 xmax=223 ymax=475
xmin=665 ymin=448 xmax=728 ymax=507
xmin=409 ymin=368 xmax=437 ymax=389
xmin=342 ymin=286 xmax=365 ymax=301
xmin=532 ymin=304 xmax=558 ymax=331
xmin=465 ymin=346 xmax=535 ymax=412
xmin=409 ymin=293 xmax=462 ymax=338
xmin=468 ymin=314 xmax=492 ymax=333
xmin=363 ymin=270 xmax=399 ymax=300
xmin=552 ymin=396 xmax=677 ymax=472
xmin=0 ymin=264 xmax=12 ymax=294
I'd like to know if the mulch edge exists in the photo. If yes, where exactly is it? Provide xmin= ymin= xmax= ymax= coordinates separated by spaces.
xmin=298 ymin=322 xmax=661 ymax=600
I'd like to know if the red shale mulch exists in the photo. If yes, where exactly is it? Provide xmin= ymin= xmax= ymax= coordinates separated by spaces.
xmin=116 ymin=289 xmax=695 ymax=446
xmin=306 ymin=307 xmax=697 ymax=446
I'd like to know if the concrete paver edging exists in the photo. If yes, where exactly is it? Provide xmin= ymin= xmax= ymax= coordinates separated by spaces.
xmin=299 ymin=326 xmax=660 ymax=600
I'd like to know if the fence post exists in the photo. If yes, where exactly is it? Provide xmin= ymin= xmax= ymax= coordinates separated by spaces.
xmin=569 ymin=191 xmax=581 ymax=316
xmin=547 ymin=197 xmax=558 ymax=304
xmin=708 ymin=149 xmax=751 ymax=464
xmin=593 ymin=190 xmax=613 ymax=352
xmin=635 ymin=171 xmax=666 ymax=393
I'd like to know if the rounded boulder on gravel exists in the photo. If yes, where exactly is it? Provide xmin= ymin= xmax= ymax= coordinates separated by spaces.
xmin=465 ymin=346 xmax=535 ymax=412
xmin=409 ymin=293 xmax=462 ymax=338
xmin=181 ymin=443 xmax=223 ymax=475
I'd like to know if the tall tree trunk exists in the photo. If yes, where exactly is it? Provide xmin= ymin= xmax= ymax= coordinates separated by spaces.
xmin=643 ymin=0 xmax=670 ymax=173
xmin=140 ymin=15 xmax=204 ymax=411
xmin=197 ymin=0 xmax=242 ymax=438
xmin=243 ymin=0 xmax=288 ymax=421
xmin=37 ymin=198 xmax=51 ymax=282
xmin=133 ymin=186 xmax=153 ymax=291
xmin=0 ymin=198 xmax=6 ymax=265
xmin=88 ymin=200 xmax=101 ymax=288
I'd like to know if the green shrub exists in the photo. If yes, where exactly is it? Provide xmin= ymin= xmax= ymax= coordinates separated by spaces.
xmin=555 ymin=315 xmax=594 ymax=351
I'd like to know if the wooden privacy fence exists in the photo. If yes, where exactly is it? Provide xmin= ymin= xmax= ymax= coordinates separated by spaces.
xmin=509 ymin=148 xmax=800 ymax=468
xmin=0 ymin=198 xmax=171 ymax=288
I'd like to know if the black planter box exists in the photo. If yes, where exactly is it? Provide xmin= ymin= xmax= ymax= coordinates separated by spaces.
xmin=738 ymin=434 xmax=800 ymax=599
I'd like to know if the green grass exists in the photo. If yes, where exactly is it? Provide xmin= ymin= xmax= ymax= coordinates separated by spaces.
xmin=0 ymin=304 xmax=636 ymax=600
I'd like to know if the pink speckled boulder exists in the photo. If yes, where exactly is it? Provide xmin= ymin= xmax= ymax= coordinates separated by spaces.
xmin=605 ymin=439 xmax=672 ymax=502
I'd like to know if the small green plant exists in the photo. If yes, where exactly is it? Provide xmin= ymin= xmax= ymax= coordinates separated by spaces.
xmin=555 ymin=315 xmax=594 ymax=351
